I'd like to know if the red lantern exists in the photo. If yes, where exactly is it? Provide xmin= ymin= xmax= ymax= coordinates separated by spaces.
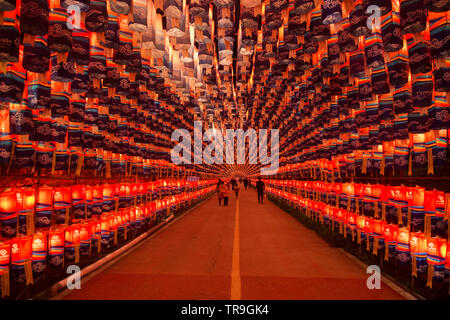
xmin=53 ymin=187 xmax=71 ymax=226
xmin=11 ymin=236 xmax=33 ymax=284
xmin=410 ymin=233 xmax=427 ymax=255
xmin=36 ymin=187 xmax=53 ymax=229
xmin=0 ymin=190 xmax=19 ymax=238
xmin=48 ymin=228 xmax=65 ymax=256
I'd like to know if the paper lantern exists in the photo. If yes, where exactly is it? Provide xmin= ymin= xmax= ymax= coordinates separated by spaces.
xmin=426 ymin=237 xmax=447 ymax=288
xmin=72 ymin=185 xmax=86 ymax=221
xmin=0 ymin=190 xmax=18 ymax=238
xmin=31 ymin=232 xmax=47 ymax=278
xmin=10 ymin=236 xmax=33 ymax=285
xmin=79 ymin=222 xmax=92 ymax=257
xmin=36 ymin=186 xmax=53 ymax=229
xmin=48 ymin=227 xmax=64 ymax=268
xmin=53 ymin=187 xmax=71 ymax=226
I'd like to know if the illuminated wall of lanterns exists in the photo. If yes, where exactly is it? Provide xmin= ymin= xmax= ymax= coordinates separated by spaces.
xmin=0 ymin=179 xmax=217 ymax=298
xmin=260 ymin=179 xmax=449 ymax=295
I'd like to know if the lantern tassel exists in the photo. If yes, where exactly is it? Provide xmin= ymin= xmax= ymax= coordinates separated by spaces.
xmin=374 ymin=201 xmax=379 ymax=218
xmin=426 ymin=264 xmax=434 ymax=288
xmin=65 ymin=208 xmax=70 ymax=227
xmin=76 ymin=155 xmax=84 ymax=176
xmin=6 ymin=141 xmax=16 ymax=174
xmin=407 ymin=207 xmax=411 ymax=229
xmin=1 ymin=269 xmax=10 ymax=297
xmin=412 ymin=255 xmax=417 ymax=277
xmin=385 ymin=243 xmax=389 ymax=261
xmin=397 ymin=206 xmax=403 ymax=226
xmin=373 ymin=238 xmax=379 ymax=255
xmin=24 ymin=260 xmax=33 ymax=285
xmin=382 ymin=204 xmax=386 ymax=221
xmin=51 ymin=150 xmax=56 ymax=175
xmin=408 ymin=150 xmax=413 ymax=176
xmin=26 ymin=211 xmax=35 ymax=236
xmin=427 ymin=147 xmax=434 ymax=175
xmin=75 ymin=245 xmax=80 ymax=264
xmin=357 ymin=230 xmax=361 ymax=244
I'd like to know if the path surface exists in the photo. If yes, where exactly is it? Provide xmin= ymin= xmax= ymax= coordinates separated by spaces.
xmin=61 ymin=187 xmax=406 ymax=300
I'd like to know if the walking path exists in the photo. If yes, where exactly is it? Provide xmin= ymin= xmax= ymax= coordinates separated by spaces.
xmin=60 ymin=187 xmax=407 ymax=300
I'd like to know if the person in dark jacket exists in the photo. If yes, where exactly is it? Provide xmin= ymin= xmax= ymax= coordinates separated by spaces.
xmin=256 ymin=177 xmax=265 ymax=204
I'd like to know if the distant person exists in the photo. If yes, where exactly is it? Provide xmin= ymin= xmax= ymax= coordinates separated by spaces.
xmin=221 ymin=183 xmax=230 ymax=206
xmin=233 ymin=183 xmax=240 ymax=199
xmin=243 ymin=178 xmax=248 ymax=190
xmin=230 ymin=178 xmax=237 ymax=189
xmin=256 ymin=177 xmax=265 ymax=204
xmin=217 ymin=180 xmax=223 ymax=206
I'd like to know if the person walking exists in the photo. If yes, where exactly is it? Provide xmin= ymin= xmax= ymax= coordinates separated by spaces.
xmin=221 ymin=183 xmax=230 ymax=206
xmin=256 ymin=177 xmax=265 ymax=204
xmin=217 ymin=180 xmax=223 ymax=206
xmin=233 ymin=183 xmax=240 ymax=199
xmin=243 ymin=178 xmax=248 ymax=190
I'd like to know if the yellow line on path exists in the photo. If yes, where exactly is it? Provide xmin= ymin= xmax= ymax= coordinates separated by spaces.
xmin=230 ymin=198 xmax=241 ymax=300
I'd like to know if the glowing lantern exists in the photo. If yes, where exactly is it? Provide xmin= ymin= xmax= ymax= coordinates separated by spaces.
xmin=10 ymin=236 xmax=33 ymax=285
xmin=383 ymin=224 xmax=399 ymax=261
xmin=100 ymin=215 xmax=111 ymax=250
xmin=32 ymin=232 xmax=47 ymax=279
xmin=92 ymin=185 xmax=103 ymax=217
xmin=102 ymin=184 xmax=114 ymax=214
xmin=53 ymin=187 xmax=71 ymax=226
xmin=85 ymin=186 xmax=94 ymax=219
xmin=423 ymin=190 xmax=437 ymax=239
xmin=79 ymin=223 xmax=92 ymax=258
xmin=396 ymin=227 xmax=411 ymax=266
xmin=72 ymin=185 xmax=86 ymax=221
xmin=0 ymin=190 xmax=18 ymax=238
xmin=410 ymin=232 xmax=427 ymax=277
xmin=411 ymin=187 xmax=425 ymax=233
xmin=65 ymin=224 xmax=81 ymax=264
xmin=36 ymin=187 xmax=53 ymax=229
xmin=48 ymin=228 xmax=64 ymax=268
xmin=426 ymin=237 xmax=447 ymax=288
xmin=16 ymin=188 xmax=35 ymax=236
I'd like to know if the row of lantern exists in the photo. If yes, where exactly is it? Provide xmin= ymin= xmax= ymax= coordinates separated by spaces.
xmin=0 ymin=179 xmax=218 ymax=239
xmin=262 ymin=179 xmax=449 ymax=238
xmin=0 ymin=183 xmax=216 ymax=298
xmin=264 ymin=184 xmax=449 ymax=291
xmin=245 ymin=0 xmax=449 ymax=166
xmin=277 ymin=129 xmax=449 ymax=178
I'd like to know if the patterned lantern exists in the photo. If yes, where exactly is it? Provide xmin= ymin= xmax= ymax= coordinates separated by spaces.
xmin=0 ymin=190 xmax=18 ymax=238
xmin=10 ymin=236 xmax=33 ymax=286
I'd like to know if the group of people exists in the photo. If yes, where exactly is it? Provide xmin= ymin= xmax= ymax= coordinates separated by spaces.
xmin=216 ymin=177 xmax=265 ymax=206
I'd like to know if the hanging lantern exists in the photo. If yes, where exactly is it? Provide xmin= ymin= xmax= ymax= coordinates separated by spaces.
xmin=79 ymin=222 xmax=92 ymax=258
xmin=36 ymin=186 xmax=53 ymax=230
xmin=48 ymin=227 xmax=64 ymax=268
xmin=411 ymin=186 xmax=425 ymax=232
xmin=383 ymin=223 xmax=398 ymax=261
xmin=410 ymin=232 xmax=427 ymax=277
xmin=396 ymin=227 xmax=411 ymax=266
xmin=53 ymin=187 xmax=71 ymax=226
xmin=72 ymin=185 xmax=86 ymax=221
xmin=31 ymin=231 xmax=47 ymax=280
xmin=0 ymin=190 xmax=18 ymax=238
xmin=426 ymin=237 xmax=447 ymax=288
xmin=65 ymin=224 xmax=81 ymax=264
xmin=10 ymin=236 xmax=33 ymax=286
